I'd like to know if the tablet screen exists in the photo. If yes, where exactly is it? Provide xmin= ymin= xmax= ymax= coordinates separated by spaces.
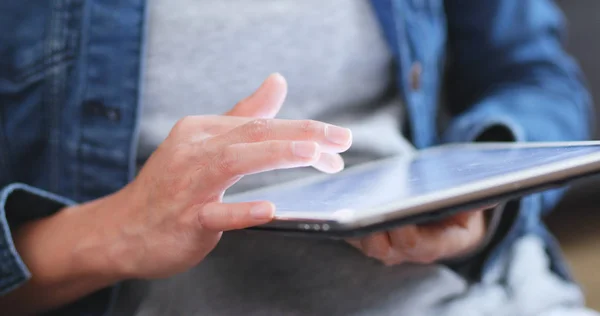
xmin=224 ymin=144 xmax=600 ymax=219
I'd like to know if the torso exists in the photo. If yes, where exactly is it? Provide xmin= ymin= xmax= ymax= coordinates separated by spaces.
xmin=120 ymin=1 xmax=453 ymax=315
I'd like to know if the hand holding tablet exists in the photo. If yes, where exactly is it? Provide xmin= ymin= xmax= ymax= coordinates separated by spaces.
xmin=345 ymin=207 xmax=490 ymax=265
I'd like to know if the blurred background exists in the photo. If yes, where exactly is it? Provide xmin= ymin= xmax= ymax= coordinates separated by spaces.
xmin=547 ymin=0 xmax=600 ymax=309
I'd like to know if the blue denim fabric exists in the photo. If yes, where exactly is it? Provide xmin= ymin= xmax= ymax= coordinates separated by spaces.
xmin=0 ymin=0 xmax=593 ymax=315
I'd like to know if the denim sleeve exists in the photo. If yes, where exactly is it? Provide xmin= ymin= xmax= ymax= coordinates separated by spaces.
xmin=442 ymin=0 xmax=593 ymax=277
xmin=0 ymin=183 xmax=75 ymax=294
xmin=443 ymin=0 xmax=593 ymax=213
xmin=0 ymin=183 xmax=117 ymax=316
xmin=444 ymin=0 xmax=594 ymax=211
xmin=443 ymin=0 xmax=593 ymax=142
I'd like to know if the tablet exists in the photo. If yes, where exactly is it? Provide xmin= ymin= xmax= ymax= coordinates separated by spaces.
xmin=223 ymin=141 xmax=600 ymax=237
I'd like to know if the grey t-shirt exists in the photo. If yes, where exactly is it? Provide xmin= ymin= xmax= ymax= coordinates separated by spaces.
xmin=114 ymin=1 xmax=509 ymax=315
xmin=135 ymin=0 xmax=412 ymax=194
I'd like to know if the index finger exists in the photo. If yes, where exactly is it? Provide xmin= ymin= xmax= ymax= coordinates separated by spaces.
xmin=208 ymin=118 xmax=353 ymax=153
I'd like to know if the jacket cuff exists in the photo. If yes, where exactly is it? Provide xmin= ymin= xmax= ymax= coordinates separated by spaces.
xmin=0 ymin=183 xmax=119 ymax=316
xmin=0 ymin=183 xmax=75 ymax=295
xmin=444 ymin=113 xmax=525 ymax=143
xmin=442 ymin=86 xmax=591 ymax=144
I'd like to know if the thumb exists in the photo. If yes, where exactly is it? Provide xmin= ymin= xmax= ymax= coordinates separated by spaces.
xmin=225 ymin=73 xmax=288 ymax=118
xmin=198 ymin=201 xmax=275 ymax=232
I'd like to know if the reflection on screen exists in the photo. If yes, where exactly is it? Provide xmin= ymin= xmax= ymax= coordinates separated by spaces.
xmin=224 ymin=145 xmax=600 ymax=216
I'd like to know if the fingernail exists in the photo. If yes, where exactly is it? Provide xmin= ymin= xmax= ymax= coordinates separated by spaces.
xmin=292 ymin=141 xmax=318 ymax=158
xmin=270 ymin=72 xmax=284 ymax=81
xmin=325 ymin=125 xmax=352 ymax=146
xmin=251 ymin=203 xmax=274 ymax=220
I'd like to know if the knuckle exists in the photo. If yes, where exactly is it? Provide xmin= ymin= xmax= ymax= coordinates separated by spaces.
xmin=149 ymin=144 xmax=197 ymax=200
xmin=199 ymin=116 xmax=223 ymax=135
xmin=404 ymin=244 xmax=439 ymax=264
xmin=366 ymin=249 xmax=382 ymax=259
xmin=393 ymin=229 xmax=418 ymax=250
xmin=196 ymin=205 xmax=210 ymax=229
xmin=218 ymin=205 xmax=236 ymax=227
xmin=167 ymin=173 xmax=194 ymax=199
xmin=214 ymin=145 xmax=241 ymax=175
xmin=172 ymin=116 xmax=195 ymax=135
xmin=203 ymin=203 xmax=243 ymax=230
xmin=365 ymin=249 xmax=378 ymax=258
xmin=370 ymin=249 xmax=388 ymax=260
xmin=415 ymin=252 xmax=439 ymax=264
xmin=365 ymin=244 xmax=388 ymax=259
xmin=266 ymin=141 xmax=286 ymax=158
xmin=298 ymin=120 xmax=322 ymax=138
xmin=243 ymin=119 xmax=272 ymax=141
xmin=456 ymin=235 xmax=476 ymax=255
xmin=196 ymin=203 xmax=224 ymax=231
xmin=168 ymin=144 xmax=194 ymax=172
xmin=226 ymin=206 xmax=243 ymax=228
xmin=382 ymin=255 xmax=402 ymax=266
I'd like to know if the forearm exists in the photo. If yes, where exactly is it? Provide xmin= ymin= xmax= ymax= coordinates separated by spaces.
xmin=0 ymin=194 xmax=127 ymax=315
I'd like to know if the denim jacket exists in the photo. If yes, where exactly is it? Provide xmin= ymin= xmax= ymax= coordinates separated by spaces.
xmin=0 ymin=0 xmax=593 ymax=315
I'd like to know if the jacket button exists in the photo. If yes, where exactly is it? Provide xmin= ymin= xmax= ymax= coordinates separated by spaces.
xmin=84 ymin=100 xmax=105 ymax=116
xmin=106 ymin=108 xmax=121 ymax=122
xmin=410 ymin=62 xmax=422 ymax=91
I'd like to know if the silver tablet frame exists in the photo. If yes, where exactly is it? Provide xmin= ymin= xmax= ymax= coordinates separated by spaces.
xmin=225 ymin=141 xmax=600 ymax=234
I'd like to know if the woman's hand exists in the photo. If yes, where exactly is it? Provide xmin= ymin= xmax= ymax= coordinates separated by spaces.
xmin=81 ymin=74 xmax=352 ymax=279
xmin=2 ymin=74 xmax=352 ymax=314
xmin=347 ymin=210 xmax=488 ymax=266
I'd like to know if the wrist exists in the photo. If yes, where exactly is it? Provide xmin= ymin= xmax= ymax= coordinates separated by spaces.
xmin=3 ymin=196 xmax=128 ymax=313
xmin=69 ymin=189 xmax=145 ymax=281
xmin=13 ymin=199 xmax=123 ymax=288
